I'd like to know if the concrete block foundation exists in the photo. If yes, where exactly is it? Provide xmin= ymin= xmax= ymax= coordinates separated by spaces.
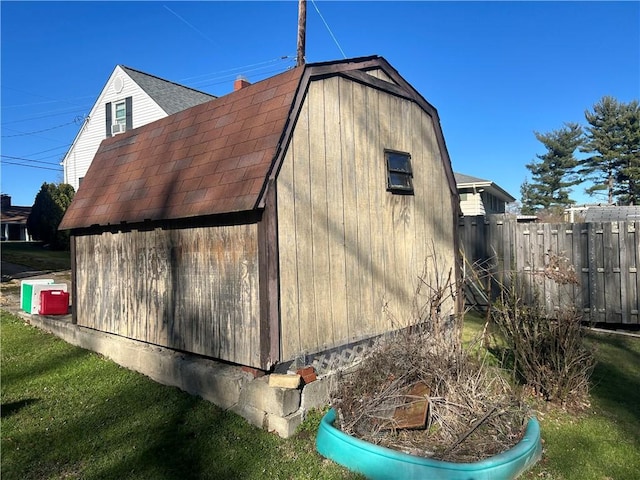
xmin=19 ymin=311 xmax=333 ymax=438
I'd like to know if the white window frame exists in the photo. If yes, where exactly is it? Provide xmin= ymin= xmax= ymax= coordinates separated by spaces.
xmin=114 ymin=100 xmax=127 ymax=128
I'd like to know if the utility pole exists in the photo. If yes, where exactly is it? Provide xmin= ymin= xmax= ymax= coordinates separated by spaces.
xmin=296 ymin=0 xmax=306 ymax=67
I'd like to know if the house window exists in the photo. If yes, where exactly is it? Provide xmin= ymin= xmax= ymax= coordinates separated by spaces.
xmin=385 ymin=150 xmax=413 ymax=194
xmin=105 ymin=96 xmax=132 ymax=137
xmin=114 ymin=101 xmax=126 ymax=128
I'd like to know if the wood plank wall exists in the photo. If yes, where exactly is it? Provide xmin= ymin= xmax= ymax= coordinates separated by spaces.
xmin=74 ymin=223 xmax=262 ymax=366
xmin=277 ymin=75 xmax=457 ymax=360
xmin=459 ymin=216 xmax=640 ymax=324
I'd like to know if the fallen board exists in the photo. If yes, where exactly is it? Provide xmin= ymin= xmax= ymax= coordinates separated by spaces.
xmin=391 ymin=382 xmax=430 ymax=429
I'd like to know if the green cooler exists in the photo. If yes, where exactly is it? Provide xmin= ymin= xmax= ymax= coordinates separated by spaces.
xmin=20 ymin=279 xmax=54 ymax=313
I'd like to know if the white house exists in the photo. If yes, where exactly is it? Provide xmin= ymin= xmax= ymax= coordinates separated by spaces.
xmin=454 ymin=172 xmax=515 ymax=216
xmin=62 ymin=66 xmax=215 ymax=191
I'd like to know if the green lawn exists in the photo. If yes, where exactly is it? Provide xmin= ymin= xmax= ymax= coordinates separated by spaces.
xmin=0 ymin=312 xmax=360 ymax=480
xmin=1 ymin=242 xmax=71 ymax=271
xmin=3 ymin=309 xmax=639 ymax=479
xmin=464 ymin=313 xmax=640 ymax=480
xmin=525 ymin=330 xmax=640 ymax=480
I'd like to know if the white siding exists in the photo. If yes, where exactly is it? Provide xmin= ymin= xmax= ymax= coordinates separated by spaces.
xmin=62 ymin=66 xmax=167 ymax=191
xmin=459 ymin=191 xmax=486 ymax=216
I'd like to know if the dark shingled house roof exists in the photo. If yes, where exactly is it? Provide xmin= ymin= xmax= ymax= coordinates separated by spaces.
xmin=0 ymin=206 xmax=31 ymax=224
xmin=454 ymin=172 xmax=516 ymax=202
xmin=60 ymin=66 xmax=304 ymax=229
xmin=120 ymin=66 xmax=216 ymax=115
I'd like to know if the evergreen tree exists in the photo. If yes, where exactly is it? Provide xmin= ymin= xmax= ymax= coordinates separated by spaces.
xmin=519 ymin=179 xmax=536 ymax=215
xmin=520 ymin=123 xmax=582 ymax=213
xmin=615 ymin=101 xmax=640 ymax=204
xmin=580 ymin=97 xmax=640 ymax=205
xmin=27 ymin=182 xmax=75 ymax=250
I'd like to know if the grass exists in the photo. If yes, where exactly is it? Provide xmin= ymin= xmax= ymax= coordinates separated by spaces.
xmin=464 ymin=312 xmax=640 ymax=480
xmin=525 ymin=331 xmax=640 ymax=480
xmin=0 ymin=312 xmax=360 ymax=480
xmin=3 ymin=301 xmax=639 ymax=480
xmin=1 ymin=242 xmax=71 ymax=271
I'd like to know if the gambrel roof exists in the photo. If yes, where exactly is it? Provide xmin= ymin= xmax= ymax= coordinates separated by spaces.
xmin=60 ymin=56 xmax=457 ymax=230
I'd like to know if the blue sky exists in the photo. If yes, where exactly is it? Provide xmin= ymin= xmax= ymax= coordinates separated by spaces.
xmin=1 ymin=1 xmax=639 ymax=207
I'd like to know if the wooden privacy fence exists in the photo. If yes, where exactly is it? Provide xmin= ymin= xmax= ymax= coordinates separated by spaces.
xmin=459 ymin=216 xmax=640 ymax=325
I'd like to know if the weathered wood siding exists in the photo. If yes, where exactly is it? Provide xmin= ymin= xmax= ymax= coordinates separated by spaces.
xmin=459 ymin=216 xmax=640 ymax=324
xmin=74 ymin=223 xmax=261 ymax=366
xmin=277 ymin=76 xmax=457 ymax=360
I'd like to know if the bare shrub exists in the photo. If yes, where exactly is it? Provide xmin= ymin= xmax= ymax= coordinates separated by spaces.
xmin=540 ymin=249 xmax=579 ymax=286
xmin=490 ymin=268 xmax=595 ymax=406
xmin=330 ymin=253 xmax=531 ymax=462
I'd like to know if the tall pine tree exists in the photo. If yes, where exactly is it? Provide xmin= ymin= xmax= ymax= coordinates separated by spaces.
xmin=521 ymin=122 xmax=583 ymax=214
xmin=580 ymin=96 xmax=640 ymax=205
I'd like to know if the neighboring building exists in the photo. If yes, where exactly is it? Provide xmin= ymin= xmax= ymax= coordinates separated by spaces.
xmin=62 ymin=65 xmax=216 ymax=191
xmin=60 ymin=56 xmax=460 ymax=371
xmin=454 ymin=172 xmax=515 ymax=216
xmin=0 ymin=194 xmax=32 ymax=241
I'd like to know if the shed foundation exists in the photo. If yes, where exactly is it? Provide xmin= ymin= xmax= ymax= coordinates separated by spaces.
xmin=17 ymin=310 xmax=333 ymax=438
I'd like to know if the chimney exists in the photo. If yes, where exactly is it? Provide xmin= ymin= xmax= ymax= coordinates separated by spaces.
xmin=234 ymin=75 xmax=251 ymax=91
xmin=1 ymin=194 xmax=10 ymax=209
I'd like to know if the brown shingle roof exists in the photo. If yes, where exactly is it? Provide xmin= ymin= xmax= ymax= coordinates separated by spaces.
xmin=60 ymin=66 xmax=303 ymax=229
xmin=60 ymin=56 xmax=460 ymax=230
xmin=1 ymin=206 xmax=31 ymax=224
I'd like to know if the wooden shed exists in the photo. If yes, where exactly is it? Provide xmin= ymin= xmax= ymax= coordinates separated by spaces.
xmin=59 ymin=56 xmax=460 ymax=370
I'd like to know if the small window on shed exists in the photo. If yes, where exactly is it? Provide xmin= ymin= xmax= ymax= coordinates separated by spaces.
xmin=386 ymin=150 xmax=413 ymax=194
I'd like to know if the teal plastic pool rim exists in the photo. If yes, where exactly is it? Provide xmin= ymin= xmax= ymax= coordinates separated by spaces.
xmin=316 ymin=408 xmax=542 ymax=479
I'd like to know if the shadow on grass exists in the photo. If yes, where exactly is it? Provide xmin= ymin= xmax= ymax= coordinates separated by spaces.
xmin=1 ymin=344 xmax=88 ymax=386
xmin=2 ymin=376 xmax=288 ymax=480
xmin=1 ymin=399 xmax=39 ymax=418
xmin=1 ymin=314 xmax=354 ymax=480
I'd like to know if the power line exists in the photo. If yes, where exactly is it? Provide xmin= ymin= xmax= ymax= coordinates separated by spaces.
xmin=1 ymin=160 xmax=62 ymax=172
xmin=1 ymin=154 xmax=62 ymax=166
xmin=1 ymin=86 xmax=93 ymax=109
xmin=310 ymin=0 xmax=347 ymax=59
xmin=2 ymin=57 xmax=294 ymax=129
xmin=23 ymin=144 xmax=72 ymax=159
xmin=1 ymin=120 xmax=77 ymax=138
xmin=1 ymin=105 xmax=91 ymax=125
xmin=178 ymin=56 xmax=295 ymax=83
xmin=163 ymin=5 xmax=220 ymax=47
xmin=189 ymin=63 xmax=296 ymax=89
